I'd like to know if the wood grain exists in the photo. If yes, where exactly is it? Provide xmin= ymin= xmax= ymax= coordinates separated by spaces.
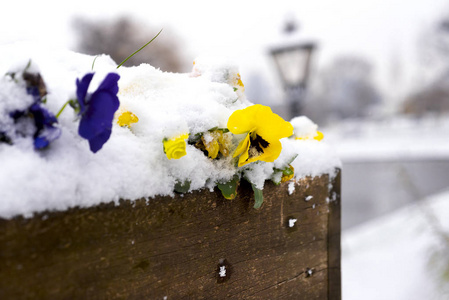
xmin=0 ymin=171 xmax=341 ymax=299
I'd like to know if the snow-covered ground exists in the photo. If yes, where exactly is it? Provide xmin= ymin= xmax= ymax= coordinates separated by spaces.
xmin=327 ymin=117 xmax=449 ymax=299
xmin=324 ymin=117 xmax=449 ymax=163
xmin=323 ymin=117 xmax=449 ymax=229
xmin=342 ymin=188 xmax=449 ymax=300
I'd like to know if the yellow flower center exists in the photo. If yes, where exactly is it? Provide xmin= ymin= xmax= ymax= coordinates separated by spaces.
xmin=247 ymin=131 xmax=269 ymax=160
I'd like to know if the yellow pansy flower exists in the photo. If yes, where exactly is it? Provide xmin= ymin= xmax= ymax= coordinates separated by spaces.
xmin=281 ymin=165 xmax=295 ymax=183
xmin=201 ymin=130 xmax=232 ymax=159
xmin=117 ymin=111 xmax=139 ymax=127
xmin=163 ymin=133 xmax=189 ymax=160
xmin=295 ymin=131 xmax=324 ymax=141
xmin=231 ymin=73 xmax=245 ymax=93
xmin=290 ymin=116 xmax=323 ymax=141
xmin=227 ymin=104 xmax=293 ymax=167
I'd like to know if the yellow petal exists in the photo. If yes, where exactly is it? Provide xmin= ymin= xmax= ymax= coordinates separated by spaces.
xmin=227 ymin=104 xmax=293 ymax=141
xmin=314 ymin=131 xmax=324 ymax=141
xmin=163 ymin=133 xmax=189 ymax=160
xmin=233 ymin=133 xmax=250 ymax=159
xmin=203 ymin=135 xmax=220 ymax=159
xmin=255 ymin=113 xmax=293 ymax=142
xmin=227 ymin=105 xmax=263 ymax=134
xmin=218 ymin=132 xmax=231 ymax=157
xmin=236 ymin=73 xmax=244 ymax=88
xmin=295 ymin=130 xmax=324 ymax=141
xmin=252 ymin=139 xmax=283 ymax=164
xmin=117 ymin=111 xmax=139 ymax=127
xmin=281 ymin=165 xmax=295 ymax=183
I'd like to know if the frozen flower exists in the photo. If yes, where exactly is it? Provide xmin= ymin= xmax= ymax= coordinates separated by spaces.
xmin=290 ymin=116 xmax=323 ymax=141
xmin=281 ymin=165 xmax=295 ymax=183
xmin=117 ymin=111 xmax=139 ymax=127
xmin=227 ymin=104 xmax=293 ymax=167
xmin=29 ymin=102 xmax=61 ymax=149
xmin=231 ymin=73 xmax=245 ymax=93
xmin=198 ymin=130 xmax=231 ymax=159
xmin=296 ymin=131 xmax=323 ymax=141
xmin=6 ymin=71 xmax=60 ymax=149
xmin=163 ymin=133 xmax=189 ymax=160
xmin=76 ymin=73 xmax=120 ymax=153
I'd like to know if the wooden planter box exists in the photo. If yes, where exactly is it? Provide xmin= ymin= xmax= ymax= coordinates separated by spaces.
xmin=0 ymin=171 xmax=341 ymax=299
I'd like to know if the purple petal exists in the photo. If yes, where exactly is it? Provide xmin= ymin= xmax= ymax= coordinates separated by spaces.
xmin=96 ymin=73 xmax=120 ymax=95
xmin=76 ymin=73 xmax=94 ymax=114
xmin=77 ymin=72 xmax=120 ymax=153
xmin=78 ymin=90 xmax=119 ymax=140
xmin=88 ymin=129 xmax=112 ymax=153
xmin=34 ymin=126 xmax=61 ymax=150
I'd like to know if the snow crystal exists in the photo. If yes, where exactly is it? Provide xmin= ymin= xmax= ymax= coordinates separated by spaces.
xmin=305 ymin=195 xmax=313 ymax=202
xmin=288 ymin=218 xmax=297 ymax=228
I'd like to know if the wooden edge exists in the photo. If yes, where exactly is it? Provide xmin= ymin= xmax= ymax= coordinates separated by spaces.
xmin=328 ymin=168 xmax=342 ymax=300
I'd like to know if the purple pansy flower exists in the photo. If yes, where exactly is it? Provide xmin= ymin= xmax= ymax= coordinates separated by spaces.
xmin=76 ymin=73 xmax=120 ymax=153
xmin=29 ymin=102 xmax=61 ymax=149
xmin=5 ymin=74 xmax=61 ymax=150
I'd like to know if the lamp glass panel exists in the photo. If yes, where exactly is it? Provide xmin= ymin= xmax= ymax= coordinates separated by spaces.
xmin=273 ymin=48 xmax=310 ymax=86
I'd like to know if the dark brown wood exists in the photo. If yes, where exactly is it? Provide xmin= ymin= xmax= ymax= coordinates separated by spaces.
xmin=328 ymin=170 xmax=342 ymax=300
xmin=0 ymin=170 xmax=341 ymax=300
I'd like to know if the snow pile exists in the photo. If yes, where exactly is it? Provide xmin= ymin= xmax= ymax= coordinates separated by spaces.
xmin=0 ymin=43 xmax=340 ymax=219
xmin=343 ymin=189 xmax=449 ymax=299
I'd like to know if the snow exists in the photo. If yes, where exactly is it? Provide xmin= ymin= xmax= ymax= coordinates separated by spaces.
xmin=0 ymin=43 xmax=340 ymax=219
xmin=343 ymin=189 xmax=449 ymax=300
xmin=288 ymin=181 xmax=295 ymax=195
xmin=324 ymin=117 xmax=449 ymax=163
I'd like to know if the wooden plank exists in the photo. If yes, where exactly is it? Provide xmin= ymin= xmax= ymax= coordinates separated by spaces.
xmin=0 ymin=171 xmax=341 ymax=299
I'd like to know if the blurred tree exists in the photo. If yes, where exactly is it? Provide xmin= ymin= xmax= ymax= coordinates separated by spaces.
xmin=304 ymin=56 xmax=382 ymax=124
xmin=405 ymin=11 xmax=449 ymax=115
xmin=72 ymin=16 xmax=187 ymax=72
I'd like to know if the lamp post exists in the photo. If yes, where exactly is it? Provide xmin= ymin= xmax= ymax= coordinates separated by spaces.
xmin=270 ymin=20 xmax=316 ymax=119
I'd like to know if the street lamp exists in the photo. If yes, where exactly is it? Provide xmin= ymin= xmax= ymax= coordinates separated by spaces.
xmin=270 ymin=20 xmax=316 ymax=119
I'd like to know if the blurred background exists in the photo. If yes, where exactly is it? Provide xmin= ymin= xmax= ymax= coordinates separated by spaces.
xmin=2 ymin=0 xmax=449 ymax=298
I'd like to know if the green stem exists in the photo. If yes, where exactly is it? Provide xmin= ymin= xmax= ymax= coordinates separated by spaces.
xmin=55 ymin=100 xmax=71 ymax=119
xmin=116 ymin=29 xmax=163 ymax=69
xmin=92 ymin=56 xmax=99 ymax=71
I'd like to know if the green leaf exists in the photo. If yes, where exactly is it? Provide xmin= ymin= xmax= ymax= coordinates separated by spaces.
xmin=174 ymin=180 xmax=190 ymax=194
xmin=282 ymin=167 xmax=294 ymax=176
xmin=116 ymin=29 xmax=163 ymax=69
xmin=217 ymin=175 xmax=240 ymax=200
xmin=251 ymin=183 xmax=264 ymax=209
xmin=286 ymin=154 xmax=298 ymax=165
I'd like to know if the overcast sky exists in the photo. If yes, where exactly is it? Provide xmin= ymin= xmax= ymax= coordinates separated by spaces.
xmin=1 ymin=0 xmax=448 ymax=102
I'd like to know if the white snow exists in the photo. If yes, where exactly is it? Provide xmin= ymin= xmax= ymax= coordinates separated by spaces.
xmin=343 ymin=189 xmax=449 ymax=300
xmin=288 ymin=181 xmax=295 ymax=195
xmin=288 ymin=218 xmax=297 ymax=228
xmin=0 ymin=43 xmax=340 ymax=219
xmin=325 ymin=117 xmax=449 ymax=163
xmin=290 ymin=116 xmax=321 ymax=140
xmin=305 ymin=195 xmax=313 ymax=201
